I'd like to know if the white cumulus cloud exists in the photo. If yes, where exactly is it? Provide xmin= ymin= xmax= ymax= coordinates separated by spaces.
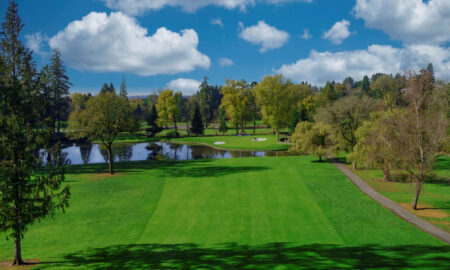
xmin=239 ymin=21 xmax=289 ymax=52
xmin=218 ymin=57 xmax=234 ymax=66
xmin=167 ymin=78 xmax=201 ymax=95
xmin=211 ymin=18 xmax=224 ymax=27
xmin=48 ymin=12 xmax=210 ymax=76
xmin=276 ymin=44 xmax=450 ymax=86
xmin=25 ymin=32 xmax=48 ymax=57
xmin=354 ymin=0 xmax=450 ymax=45
xmin=301 ymin=29 xmax=311 ymax=40
xmin=322 ymin=20 xmax=350 ymax=45
xmin=102 ymin=0 xmax=312 ymax=16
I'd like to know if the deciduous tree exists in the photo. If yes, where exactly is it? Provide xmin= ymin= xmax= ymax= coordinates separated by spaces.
xmin=221 ymin=79 xmax=251 ymax=135
xmin=68 ymin=92 xmax=138 ymax=174
xmin=291 ymin=121 xmax=334 ymax=162
xmin=399 ymin=70 xmax=447 ymax=209
xmin=316 ymin=95 xmax=375 ymax=169
xmin=156 ymin=89 xmax=178 ymax=134
xmin=253 ymin=75 xmax=299 ymax=140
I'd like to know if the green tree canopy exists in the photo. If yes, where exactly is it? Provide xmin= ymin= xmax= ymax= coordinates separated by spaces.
xmin=253 ymin=75 xmax=300 ymax=140
xmin=291 ymin=121 xmax=334 ymax=162
xmin=68 ymin=92 xmax=138 ymax=174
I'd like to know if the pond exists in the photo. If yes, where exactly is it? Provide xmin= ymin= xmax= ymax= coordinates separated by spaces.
xmin=47 ymin=142 xmax=294 ymax=165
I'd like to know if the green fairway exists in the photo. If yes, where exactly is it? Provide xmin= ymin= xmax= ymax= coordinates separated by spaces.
xmin=0 ymin=157 xmax=448 ymax=269
xmin=171 ymin=134 xmax=289 ymax=151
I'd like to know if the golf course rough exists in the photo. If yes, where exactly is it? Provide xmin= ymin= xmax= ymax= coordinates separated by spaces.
xmin=0 ymin=156 xmax=448 ymax=269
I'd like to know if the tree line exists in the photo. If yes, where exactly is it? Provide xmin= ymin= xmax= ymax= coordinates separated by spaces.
xmin=291 ymin=66 xmax=449 ymax=210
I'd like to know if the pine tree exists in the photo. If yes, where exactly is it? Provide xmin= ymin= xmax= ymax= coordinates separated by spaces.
xmin=218 ymin=107 xmax=228 ymax=135
xmin=190 ymin=104 xmax=204 ymax=136
xmin=99 ymin=83 xmax=109 ymax=95
xmin=0 ymin=1 xmax=70 ymax=265
xmin=198 ymin=77 xmax=214 ymax=127
xmin=145 ymin=105 xmax=162 ymax=137
xmin=49 ymin=49 xmax=71 ymax=134
xmin=426 ymin=63 xmax=435 ymax=83
xmin=119 ymin=77 xmax=128 ymax=99
xmin=109 ymin=83 xmax=116 ymax=94
xmin=361 ymin=75 xmax=370 ymax=93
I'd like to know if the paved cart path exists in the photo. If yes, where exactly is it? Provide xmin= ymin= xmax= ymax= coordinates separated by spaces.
xmin=328 ymin=156 xmax=450 ymax=244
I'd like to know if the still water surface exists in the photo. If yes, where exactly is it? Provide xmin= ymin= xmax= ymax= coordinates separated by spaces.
xmin=56 ymin=142 xmax=292 ymax=165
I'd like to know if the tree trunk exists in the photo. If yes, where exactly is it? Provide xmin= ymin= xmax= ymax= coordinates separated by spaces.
xmin=382 ymin=166 xmax=391 ymax=182
xmin=57 ymin=119 xmax=60 ymax=134
xmin=107 ymin=146 xmax=114 ymax=174
xmin=235 ymin=124 xmax=239 ymax=136
xmin=186 ymin=122 xmax=190 ymax=136
xmin=318 ymin=155 xmax=322 ymax=162
xmin=173 ymin=117 xmax=178 ymax=135
xmin=13 ymin=237 xmax=23 ymax=265
xmin=412 ymin=179 xmax=423 ymax=210
xmin=275 ymin=130 xmax=279 ymax=141
xmin=253 ymin=118 xmax=256 ymax=134
xmin=352 ymin=161 xmax=357 ymax=170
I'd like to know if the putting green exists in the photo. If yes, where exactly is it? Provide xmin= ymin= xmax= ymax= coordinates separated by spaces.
xmin=0 ymin=156 xmax=448 ymax=269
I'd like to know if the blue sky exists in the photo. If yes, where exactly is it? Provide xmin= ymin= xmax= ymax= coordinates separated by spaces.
xmin=0 ymin=0 xmax=449 ymax=95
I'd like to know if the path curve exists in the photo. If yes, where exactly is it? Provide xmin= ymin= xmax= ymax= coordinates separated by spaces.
xmin=327 ymin=156 xmax=450 ymax=244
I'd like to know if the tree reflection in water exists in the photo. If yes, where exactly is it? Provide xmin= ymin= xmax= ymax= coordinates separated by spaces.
xmin=45 ymin=142 xmax=295 ymax=165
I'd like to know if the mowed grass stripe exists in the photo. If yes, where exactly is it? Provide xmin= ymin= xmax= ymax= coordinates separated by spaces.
xmin=139 ymin=158 xmax=346 ymax=246
xmin=295 ymin=156 xmax=445 ymax=246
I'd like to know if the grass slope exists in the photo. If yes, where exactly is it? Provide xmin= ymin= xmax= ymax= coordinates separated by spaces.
xmin=0 ymin=157 xmax=448 ymax=269
xmin=341 ymin=155 xmax=450 ymax=232
xmin=171 ymin=134 xmax=289 ymax=151
xmin=93 ymin=129 xmax=280 ymax=144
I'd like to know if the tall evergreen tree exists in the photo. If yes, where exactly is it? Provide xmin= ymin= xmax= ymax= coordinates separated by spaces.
xmin=38 ymin=64 xmax=52 ymax=120
xmin=361 ymin=75 xmax=370 ymax=94
xmin=190 ymin=104 xmax=204 ymax=136
xmin=0 ymin=1 xmax=70 ymax=265
xmin=198 ymin=77 xmax=214 ymax=128
xmin=218 ymin=106 xmax=228 ymax=135
xmin=49 ymin=49 xmax=71 ymax=134
xmin=99 ymin=83 xmax=109 ymax=95
xmin=109 ymin=83 xmax=115 ymax=94
xmin=426 ymin=63 xmax=435 ymax=83
xmin=144 ymin=105 xmax=162 ymax=137
xmin=119 ymin=77 xmax=128 ymax=99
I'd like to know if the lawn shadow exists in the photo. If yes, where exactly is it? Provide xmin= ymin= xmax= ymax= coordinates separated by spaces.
xmin=64 ymin=159 xmax=214 ymax=175
xmin=36 ymin=243 xmax=450 ymax=269
xmin=64 ymin=159 xmax=269 ymax=179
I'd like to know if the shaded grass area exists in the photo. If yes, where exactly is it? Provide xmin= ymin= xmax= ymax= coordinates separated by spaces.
xmin=34 ymin=243 xmax=449 ymax=270
xmin=171 ymin=134 xmax=289 ymax=151
xmin=336 ymin=153 xmax=450 ymax=232
xmin=0 ymin=157 xmax=448 ymax=269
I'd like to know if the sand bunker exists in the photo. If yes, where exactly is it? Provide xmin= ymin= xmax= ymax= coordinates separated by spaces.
xmin=214 ymin=141 xmax=226 ymax=145
xmin=251 ymin=138 xmax=267 ymax=142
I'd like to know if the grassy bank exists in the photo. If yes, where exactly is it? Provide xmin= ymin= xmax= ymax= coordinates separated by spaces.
xmin=171 ymin=134 xmax=289 ymax=151
xmin=340 ymin=155 xmax=450 ymax=232
xmin=0 ymin=156 xmax=448 ymax=269
xmin=92 ymin=128 xmax=283 ymax=144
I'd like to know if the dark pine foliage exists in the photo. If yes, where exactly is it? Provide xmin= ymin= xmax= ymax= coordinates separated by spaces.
xmin=190 ymin=104 xmax=204 ymax=136
xmin=0 ymin=1 xmax=70 ymax=265
xmin=145 ymin=105 xmax=162 ymax=137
